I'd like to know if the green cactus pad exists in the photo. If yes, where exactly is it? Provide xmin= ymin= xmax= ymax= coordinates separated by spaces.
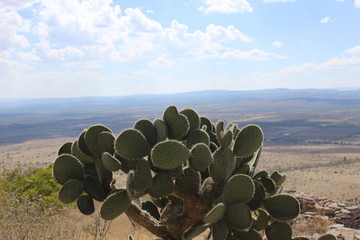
xmin=224 ymin=203 xmax=252 ymax=231
xmin=58 ymin=142 xmax=72 ymax=155
xmin=101 ymin=152 xmax=122 ymax=172
xmin=141 ymin=200 xmax=161 ymax=220
xmin=58 ymin=179 xmax=84 ymax=204
xmin=233 ymin=125 xmax=263 ymax=157
xmin=233 ymin=228 xmax=262 ymax=240
xmin=115 ymin=128 xmax=151 ymax=160
xmin=131 ymin=159 xmax=153 ymax=193
xmin=212 ymin=220 xmax=229 ymax=240
xmin=78 ymin=130 xmax=93 ymax=156
xmin=163 ymin=105 xmax=189 ymax=140
xmin=265 ymin=221 xmax=292 ymax=240
xmin=148 ymin=171 xmax=174 ymax=198
xmin=77 ymin=195 xmax=95 ymax=215
xmin=253 ymin=170 xmax=269 ymax=180
xmin=216 ymin=121 xmax=233 ymax=149
xmin=209 ymin=147 xmax=235 ymax=183
xmin=233 ymin=163 xmax=250 ymax=175
xmin=252 ymin=208 xmax=269 ymax=231
xmin=186 ymin=129 xmax=210 ymax=148
xmin=83 ymin=175 xmax=108 ymax=202
xmin=292 ymin=237 xmax=310 ymax=240
xmin=72 ymin=141 xmax=94 ymax=164
xmin=134 ymin=118 xmax=157 ymax=147
xmin=53 ymin=154 xmax=84 ymax=185
xmin=247 ymin=181 xmax=266 ymax=211
xmin=179 ymin=107 xmax=201 ymax=133
xmin=153 ymin=118 xmax=168 ymax=143
xmin=318 ymin=234 xmax=337 ymax=240
xmin=175 ymin=166 xmax=201 ymax=197
xmin=151 ymin=140 xmax=190 ymax=170
xmin=263 ymin=194 xmax=300 ymax=221
xmin=100 ymin=189 xmax=131 ymax=221
xmin=261 ymin=177 xmax=276 ymax=195
xmin=222 ymin=174 xmax=255 ymax=205
xmin=270 ymin=171 xmax=287 ymax=187
xmin=204 ymin=203 xmax=226 ymax=224
xmin=225 ymin=236 xmax=240 ymax=240
xmin=94 ymin=158 xmax=113 ymax=185
xmin=182 ymin=223 xmax=210 ymax=240
xmin=189 ymin=143 xmax=213 ymax=172
xmin=200 ymin=116 xmax=213 ymax=132
xmin=85 ymin=124 xmax=112 ymax=157
xmin=97 ymin=131 xmax=115 ymax=154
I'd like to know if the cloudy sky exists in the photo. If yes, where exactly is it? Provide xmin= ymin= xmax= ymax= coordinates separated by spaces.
xmin=1 ymin=0 xmax=360 ymax=98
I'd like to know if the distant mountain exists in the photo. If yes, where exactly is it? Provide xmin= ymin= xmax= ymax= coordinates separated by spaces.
xmin=1 ymin=89 xmax=360 ymax=145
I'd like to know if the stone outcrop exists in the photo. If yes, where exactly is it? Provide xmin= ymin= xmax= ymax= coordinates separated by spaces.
xmin=285 ymin=190 xmax=360 ymax=230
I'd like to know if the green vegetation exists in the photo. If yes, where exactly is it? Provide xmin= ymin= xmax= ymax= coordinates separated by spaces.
xmin=0 ymin=164 xmax=65 ymax=210
xmin=53 ymin=105 xmax=336 ymax=240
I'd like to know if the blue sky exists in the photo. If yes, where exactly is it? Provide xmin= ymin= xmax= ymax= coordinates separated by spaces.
xmin=1 ymin=0 xmax=360 ymax=98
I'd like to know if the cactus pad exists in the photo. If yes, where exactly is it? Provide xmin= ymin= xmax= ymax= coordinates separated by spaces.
xmin=183 ymin=224 xmax=209 ymax=240
xmin=58 ymin=142 xmax=72 ymax=155
xmin=234 ymin=228 xmax=262 ymax=240
xmin=179 ymin=107 xmax=201 ymax=133
xmin=265 ymin=221 xmax=292 ymax=240
xmin=263 ymin=194 xmax=300 ymax=220
xmin=233 ymin=125 xmax=263 ymax=157
xmin=101 ymin=152 xmax=122 ymax=171
xmin=212 ymin=220 xmax=229 ymax=240
xmin=72 ymin=141 xmax=94 ymax=164
xmin=53 ymin=154 xmax=84 ymax=185
xmin=148 ymin=171 xmax=174 ymax=198
xmin=224 ymin=203 xmax=252 ymax=231
xmin=100 ymin=189 xmax=131 ymax=221
xmin=222 ymin=174 xmax=255 ymax=205
xmin=85 ymin=124 xmax=112 ymax=157
xmin=209 ymin=147 xmax=235 ymax=183
xmin=318 ymin=234 xmax=337 ymax=240
xmin=77 ymin=195 xmax=95 ymax=215
xmin=151 ymin=140 xmax=190 ymax=170
xmin=186 ymin=129 xmax=210 ymax=148
xmin=189 ymin=143 xmax=213 ymax=172
xmin=204 ymin=203 xmax=226 ymax=224
xmin=134 ymin=118 xmax=157 ymax=147
xmin=163 ymin=105 xmax=189 ymax=140
xmin=58 ymin=179 xmax=84 ymax=204
xmin=115 ymin=128 xmax=151 ymax=159
xmin=153 ymin=118 xmax=168 ymax=142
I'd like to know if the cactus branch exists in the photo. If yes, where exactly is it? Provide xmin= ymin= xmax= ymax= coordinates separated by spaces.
xmin=125 ymin=203 xmax=171 ymax=239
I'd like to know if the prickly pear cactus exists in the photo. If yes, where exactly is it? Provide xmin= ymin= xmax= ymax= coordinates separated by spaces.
xmin=53 ymin=106 xmax=336 ymax=240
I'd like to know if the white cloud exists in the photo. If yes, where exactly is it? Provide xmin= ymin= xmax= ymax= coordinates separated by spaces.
xmin=0 ymin=10 xmax=30 ymax=50
xmin=345 ymin=45 xmax=360 ymax=55
xmin=221 ymin=48 xmax=287 ymax=60
xmin=199 ymin=0 xmax=253 ymax=13
xmin=0 ymin=0 xmax=40 ymax=10
xmin=263 ymin=0 xmax=295 ymax=2
xmin=148 ymin=57 xmax=176 ymax=67
xmin=355 ymin=0 xmax=360 ymax=7
xmin=273 ymin=41 xmax=283 ymax=48
xmin=0 ymin=51 xmax=31 ymax=76
xmin=320 ymin=17 xmax=331 ymax=23
xmin=146 ymin=9 xmax=154 ymax=14
xmin=24 ymin=1 xmax=253 ymax=63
